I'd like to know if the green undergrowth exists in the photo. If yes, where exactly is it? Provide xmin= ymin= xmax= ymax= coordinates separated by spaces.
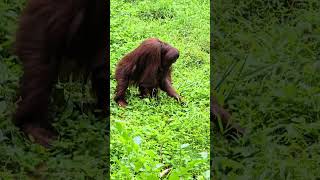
xmin=213 ymin=0 xmax=320 ymax=179
xmin=110 ymin=0 xmax=210 ymax=179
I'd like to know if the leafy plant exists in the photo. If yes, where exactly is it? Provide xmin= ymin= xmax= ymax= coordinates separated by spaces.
xmin=213 ymin=0 xmax=320 ymax=179
xmin=111 ymin=0 xmax=210 ymax=179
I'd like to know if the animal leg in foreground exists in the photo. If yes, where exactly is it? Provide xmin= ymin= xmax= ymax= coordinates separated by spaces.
xmin=211 ymin=98 xmax=245 ymax=136
xmin=13 ymin=0 xmax=108 ymax=147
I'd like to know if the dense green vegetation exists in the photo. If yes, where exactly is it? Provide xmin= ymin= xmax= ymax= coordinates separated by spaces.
xmin=0 ymin=1 xmax=107 ymax=178
xmin=213 ymin=0 xmax=320 ymax=179
xmin=110 ymin=0 xmax=210 ymax=179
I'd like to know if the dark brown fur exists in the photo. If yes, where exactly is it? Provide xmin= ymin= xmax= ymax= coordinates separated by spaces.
xmin=114 ymin=38 xmax=180 ymax=107
xmin=14 ymin=0 xmax=108 ymax=147
xmin=211 ymin=98 xmax=245 ymax=135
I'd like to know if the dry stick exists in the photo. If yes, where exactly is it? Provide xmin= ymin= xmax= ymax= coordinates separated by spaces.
xmin=160 ymin=168 xmax=172 ymax=178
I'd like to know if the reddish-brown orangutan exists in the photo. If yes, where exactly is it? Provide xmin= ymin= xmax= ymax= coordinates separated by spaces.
xmin=211 ymin=98 xmax=245 ymax=135
xmin=13 ymin=0 xmax=108 ymax=147
xmin=114 ymin=38 xmax=180 ymax=107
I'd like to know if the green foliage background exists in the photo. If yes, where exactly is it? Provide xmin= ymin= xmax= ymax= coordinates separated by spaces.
xmin=110 ymin=0 xmax=210 ymax=179
xmin=213 ymin=0 xmax=320 ymax=179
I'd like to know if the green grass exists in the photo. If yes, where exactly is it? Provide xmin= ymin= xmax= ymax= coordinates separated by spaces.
xmin=0 ymin=1 xmax=108 ymax=178
xmin=110 ymin=0 xmax=210 ymax=179
xmin=212 ymin=0 xmax=320 ymax=179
